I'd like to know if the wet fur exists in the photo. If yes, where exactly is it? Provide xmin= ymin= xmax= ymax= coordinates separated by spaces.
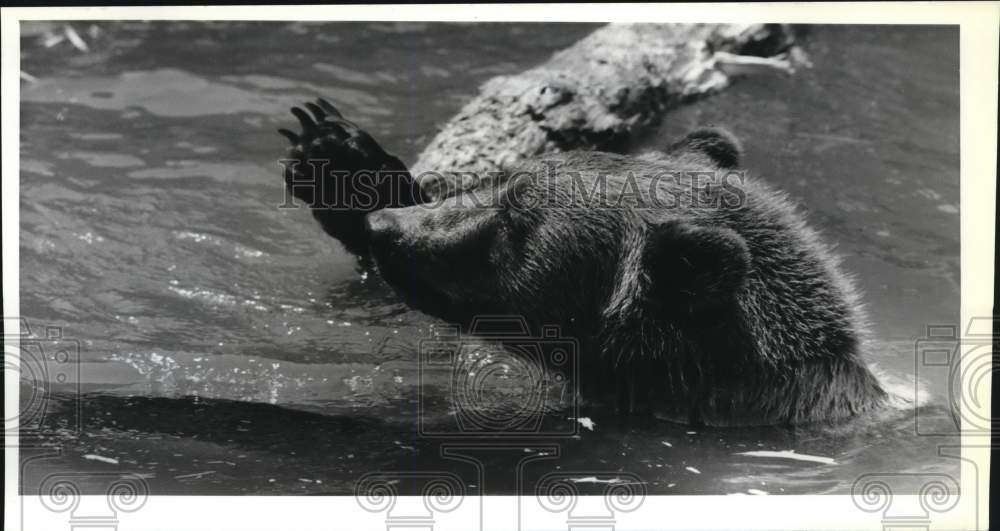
xmin=279 ymin=103 xmax=886 ymax=426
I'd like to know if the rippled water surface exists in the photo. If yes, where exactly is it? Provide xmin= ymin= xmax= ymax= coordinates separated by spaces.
xmin=19 ymin=23 xmax=960 ymax=495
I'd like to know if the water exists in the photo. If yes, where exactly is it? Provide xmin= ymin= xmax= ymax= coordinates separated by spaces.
xmin=18 ymin=22 xmax=961 ymax=496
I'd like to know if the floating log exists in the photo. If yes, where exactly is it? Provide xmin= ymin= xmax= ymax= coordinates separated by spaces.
xmin=411 ymin=23 xmax=804 ymax=195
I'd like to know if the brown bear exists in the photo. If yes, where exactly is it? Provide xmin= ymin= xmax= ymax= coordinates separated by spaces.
xmin=278 ymin=98 xmax=886 ymax=426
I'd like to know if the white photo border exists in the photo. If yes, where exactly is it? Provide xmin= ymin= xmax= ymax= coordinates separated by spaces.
xmin=3 ymin=3 xmax=995 ymax=530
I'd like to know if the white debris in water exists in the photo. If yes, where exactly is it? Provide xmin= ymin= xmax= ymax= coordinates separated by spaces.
xmin=661 ymin=441 xmax=672 ymax=447
xmin=76 ymin=231 xmax=105 ymax=244
xmin=747 ymin=489 xmax=769 ymax=495
xmin=734 ymin=450 xmax=837 ymax=465
xmin=686 ymin=431 xmax=696 ymax=435
xmin=174 ymin=470 xmax=216 ymax=480
xmin=569 ymin=476 xmax=624 ymax=484
xmin=685 ymin=466 xmax=700 ymax=474
xmin=234 ymin=245 xmax=264 ymax=259
xmin=915 ymin=188 xmax=942 ymax=201
xmin=83 ymin=454 xmax=118 ymax=465
xmin=571 ymin=417 xmax=596 ymax=431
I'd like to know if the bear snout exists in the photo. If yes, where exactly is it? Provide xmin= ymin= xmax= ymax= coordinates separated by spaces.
xmin=365 ymin=204 xmax=499 ymax=255
xmin=364 ymin=204 xmax=502 ymax=323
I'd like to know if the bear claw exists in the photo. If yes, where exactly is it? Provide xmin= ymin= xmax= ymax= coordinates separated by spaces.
xmin=291 ymin=106 xmax=317 ymax=131
xmin=315 ymin=97 xmax=344 ymax=119
xmin=277 ymin=128 xmax=299 ymax=144
xmin=304 ymin=102 xmax=327 ymax=122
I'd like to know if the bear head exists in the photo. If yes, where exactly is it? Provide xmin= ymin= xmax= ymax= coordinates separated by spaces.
xmin=364 ymin=150 xmax=752 ymax=344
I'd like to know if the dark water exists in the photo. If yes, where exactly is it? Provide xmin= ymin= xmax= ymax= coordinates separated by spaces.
xmin=18 ymin=23 xmax=961 ymax=496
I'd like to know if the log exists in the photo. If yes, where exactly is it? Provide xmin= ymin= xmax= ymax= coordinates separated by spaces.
xmin=411 ymin=23 xmax=804 ymax=197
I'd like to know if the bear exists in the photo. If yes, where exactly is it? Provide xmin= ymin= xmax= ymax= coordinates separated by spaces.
xmin=278 ymin=98 xmax=886 ymax=426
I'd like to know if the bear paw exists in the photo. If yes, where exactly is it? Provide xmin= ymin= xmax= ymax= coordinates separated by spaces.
xmin=278 ymin=98 xmax=425 ymax=254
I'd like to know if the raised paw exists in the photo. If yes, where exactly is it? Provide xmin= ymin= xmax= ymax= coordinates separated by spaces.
xmin=278 ymin=98 xmax=425 ymax=254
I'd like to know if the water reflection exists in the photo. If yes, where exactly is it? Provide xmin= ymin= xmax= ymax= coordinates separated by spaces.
xmin=19 ymin=22 xmax=960 ymax=495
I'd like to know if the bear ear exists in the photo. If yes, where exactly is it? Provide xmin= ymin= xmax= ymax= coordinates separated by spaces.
xmin=664 ymin=127 xmax=743 ymax=169
xmin=642 ymin=220 xmax=750 ymax=317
